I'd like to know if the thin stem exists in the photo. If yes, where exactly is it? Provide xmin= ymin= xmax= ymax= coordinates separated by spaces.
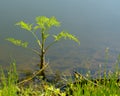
xmin=30 ymin=30 xmax=42 ymax=50
xmin=44 ymin=41 xmax=57 ymax=53
xmin=31 ymin=48 xmax=40 ymax=56
xmin=26 ymin=47 xmax=41 ymax=56
xmin=40 ymin=31 xmax=45 ymax=68
xmin=39 ymin=30 xmax=46 ymax=79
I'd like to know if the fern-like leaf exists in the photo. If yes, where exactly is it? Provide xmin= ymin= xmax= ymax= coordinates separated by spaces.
xmin=16 ymin=21 xmax=32 ymax=31
xmin=48 ymin=16 xmax=60 ymax=28
xmin=6 ymin=38 xmax=28 ymax=48
xmin=53 ymin=31 xmax=80 ymax=45
xmin=35 ymin=16 xmax=60 ymax=30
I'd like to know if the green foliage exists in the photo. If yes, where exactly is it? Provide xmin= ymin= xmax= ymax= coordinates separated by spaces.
xmin=0 ymin=62 xmax=19 ymax=96
xmin=53 ymin=31 xmax=80 ymax=45
xmin=0 ymin=62 xmax=120 ymax=96
xmin=16 ymin=21 xmax=32 ymax=31
xmin=14 ymin=16 xmax=79 ymax=48
xmin=6 ymin=38 xmax=28 ymax=48
xmin=35 ymin=16 xmax=60 ymax=30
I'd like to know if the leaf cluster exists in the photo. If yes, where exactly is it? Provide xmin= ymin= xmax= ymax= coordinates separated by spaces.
xmin=35 ymin=16 xmax=60 ymax=30
xmin=6 ymin=16 xmax=80 ymax=50
xmin=53 ymin=31 xmax=80 ymax=45
xmin=16 ymin=21 xmax=32 ymax=31
xmin=6 ymin=38 xmax=28 ymax=48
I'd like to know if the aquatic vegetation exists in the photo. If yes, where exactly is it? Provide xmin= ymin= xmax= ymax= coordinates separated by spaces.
xmin=6 ymin=16 xmax=80 ymax=79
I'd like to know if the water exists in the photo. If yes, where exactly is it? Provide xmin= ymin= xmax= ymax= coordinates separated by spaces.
xmin=1 ymin=0 xmax=120 ymax=75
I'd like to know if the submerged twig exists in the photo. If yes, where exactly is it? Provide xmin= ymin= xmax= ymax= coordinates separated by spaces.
xmin=17 ymin=63 xmax=48 ymax=85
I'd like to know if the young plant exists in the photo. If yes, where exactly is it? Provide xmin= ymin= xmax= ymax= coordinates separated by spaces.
xmin=6 ymin=16 xmax=80 ymax=79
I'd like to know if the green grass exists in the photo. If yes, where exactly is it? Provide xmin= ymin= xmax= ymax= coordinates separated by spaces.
xmin=0 ymin=59 xmax=120 ymax=96
xmin=0 ymin=62 xmax=18 ymax=96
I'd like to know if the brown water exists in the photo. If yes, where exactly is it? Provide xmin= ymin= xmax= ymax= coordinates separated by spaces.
xmin=1 ymin=0 xmax=120 ymax=75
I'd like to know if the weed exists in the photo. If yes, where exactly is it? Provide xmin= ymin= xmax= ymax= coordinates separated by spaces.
xmin=6 ymin=16 xmax=80 ymax=79
xmin=0 ymin=61 xmax=19 ymax=96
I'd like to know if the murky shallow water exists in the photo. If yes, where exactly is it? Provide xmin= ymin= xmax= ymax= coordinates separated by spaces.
xmin=1 ymin=0 xmax=120 ymax=76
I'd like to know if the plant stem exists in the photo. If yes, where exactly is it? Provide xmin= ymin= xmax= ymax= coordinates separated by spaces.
xmin=40 ymin=30 xmax=46 ymax=79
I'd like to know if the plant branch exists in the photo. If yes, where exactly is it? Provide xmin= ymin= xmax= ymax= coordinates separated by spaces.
xmin=45 ymin=41 xmax=57 ymax=53
xmin=30 ymin=48 xmax=41 ymax=56
xmin=17 ymin=63 xmax=48 ymax=85
xmin=30 ymin=30 xmax=42 ymax=50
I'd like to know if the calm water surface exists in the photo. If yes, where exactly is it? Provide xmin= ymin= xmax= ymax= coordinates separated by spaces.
xmin=1 ymin=0 xmax=120 ymax=75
